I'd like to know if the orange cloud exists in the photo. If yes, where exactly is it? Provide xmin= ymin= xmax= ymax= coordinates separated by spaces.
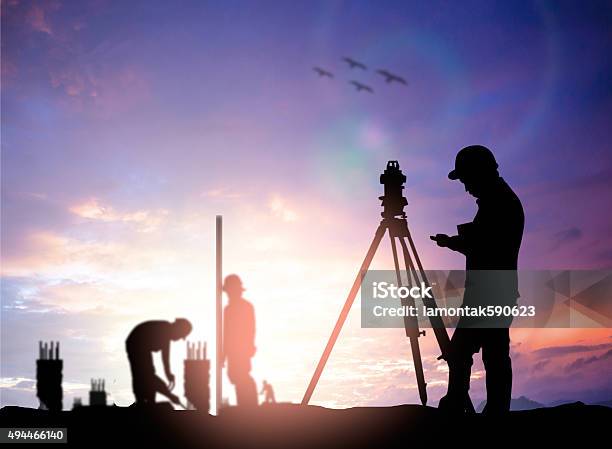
xmin=269 ymin=195 xmax=298 ymax=222
xmin=201 ymin=188 xmax=243 ymax=199
xmin=69 ymin=198 xmax=169 ymax=233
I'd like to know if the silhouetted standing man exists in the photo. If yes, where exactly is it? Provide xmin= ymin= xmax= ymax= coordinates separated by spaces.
xmin=126 ymin=319 xmax=192 ymax=406
xmin=431 ymin=145 xmax=524 ymax=415
xmin=260 ymin=380 xmax=276 ymax=404
xmin=222 ymin=274 xmax=258 ymax=407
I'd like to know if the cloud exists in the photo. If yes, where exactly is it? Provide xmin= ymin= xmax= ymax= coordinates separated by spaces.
xmin=565 ymin=348 xmax=612 ymax=372
xmin=25 ymin=3 xmax=54 ymax=35
xmin=1 ymin=192 xmax=75 ymax=263
xmin=597 ymin=249 xmax=612 ymax=262
xmin=0 ymin=291 xmax=138 ymax=408
xmin=269 ymin=195 xmax=298 ymax=222
xmin=1 ymin=377 xmax=95 ymax=409
xmin=50 ymin=70 xmax=89 ymax=97
xmin=201 ymin=188 xmax=243 ymax=199
xmin=507 ymin=331 xmax=612 ymax=404
xmin=531 ymin=359 xmax=550 ymax=372
xmin=15 ymin=380 xmax=35 ymax=389
xmin=69 ymin=198 xmax=169 ymax=232
xmin=515 ymin=166 xmax=612 ymax=268
xmin=0 ymin=288 xmax=205 ymax=409
xmin=2 ymin=196 xmax=179 ymax=279
xmin=49 ymin=64 xmax=151 ymax=115
xmin=365 ymin=385 xmax=419 ymax=406
xmin=532 ymin=343 xmax=611 ymax=358
xmin=551 ymin=227 xmax=582 ymax=251
xmin=2 ymin=231 xmax=124 ymax=278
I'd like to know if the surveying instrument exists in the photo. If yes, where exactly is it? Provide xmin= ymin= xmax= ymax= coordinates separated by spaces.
xmin=302 ymin=161 xmax=474 ymax=413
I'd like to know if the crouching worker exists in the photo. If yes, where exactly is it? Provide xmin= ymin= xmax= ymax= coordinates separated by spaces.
xmin=126 ymin=318 xmax=192 ymax=406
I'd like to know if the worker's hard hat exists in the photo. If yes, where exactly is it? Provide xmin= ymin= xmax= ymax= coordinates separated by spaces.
xmin=448 ymin=145 xmax=498 ymax=180
xmin=223 ymin=274 xmax=244 ymax=293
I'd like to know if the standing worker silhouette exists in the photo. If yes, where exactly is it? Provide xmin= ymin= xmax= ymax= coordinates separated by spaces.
xmin=260 ymin=380 xmax=276 ymax=404
xmin=126 ymin=319 xmax=192 ymax=406
xmin=222 ymin=274 xmax=258 ymax=407
xmin=431 ymin=145 xmax=524 ymax=415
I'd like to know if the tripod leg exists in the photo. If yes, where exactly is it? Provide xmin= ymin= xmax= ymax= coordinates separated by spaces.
xmin=301 ymin=224 xmax=386 ymax=405
xmin=402 ymin=230 xmax=476 ymax=414
xmin=402 ymin=230 xmax=451 ymax=353
xmin=389 ymin=234 xmax=428 ymax=406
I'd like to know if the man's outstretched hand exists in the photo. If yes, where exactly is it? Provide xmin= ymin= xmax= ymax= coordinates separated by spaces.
xmin=430 ymin=234 xmax=451 ymax=247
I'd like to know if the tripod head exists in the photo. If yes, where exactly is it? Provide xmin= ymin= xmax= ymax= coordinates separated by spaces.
xmin=379 ymin=161 xmax=408 ymax=219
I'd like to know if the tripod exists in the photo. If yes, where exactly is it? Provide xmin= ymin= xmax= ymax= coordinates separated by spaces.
xmin=301 ymin=163 xmax=474 ymax=413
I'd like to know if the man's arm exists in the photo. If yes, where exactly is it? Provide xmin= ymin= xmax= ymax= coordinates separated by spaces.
xmin=431 ymin=221 xmax=477 ymax=255
xmin=161 ymin=341 xmax=174 ymax=386
xmin=430 ymin=234 xmax=469 ymax=254
xmin=152 ymin=376 xmax=181 ymax=406
xmin=248 ymin=303 xmax=256 ymax=357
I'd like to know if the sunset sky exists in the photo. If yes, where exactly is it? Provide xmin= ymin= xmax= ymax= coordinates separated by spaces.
xmin=2 ymin=0 xmax=611 ymax=410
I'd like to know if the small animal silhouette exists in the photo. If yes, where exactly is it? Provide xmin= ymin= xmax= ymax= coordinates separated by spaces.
xmin=342 ymin=57 xmax=367 ymax=70
xmin=313 ymin=67 xmax=334 ymax=78
xmin=350 ymin=80 xmax=374 ymax=93
xmin=376 ymin=69 xmax=407 ymax=85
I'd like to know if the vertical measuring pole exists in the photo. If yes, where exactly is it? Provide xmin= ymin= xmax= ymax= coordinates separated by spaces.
xmin=215 ymin=215 xmax=223 ymax=414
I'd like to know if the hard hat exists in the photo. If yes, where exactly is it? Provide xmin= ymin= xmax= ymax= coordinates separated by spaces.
xmin=448 ymin=145 xmax=498 ymax=180
xmin=223 ymin=274 xmax=244 ymax=292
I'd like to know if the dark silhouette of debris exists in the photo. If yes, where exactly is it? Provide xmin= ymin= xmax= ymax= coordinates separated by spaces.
xmin=342 ymin=57 xmax=367 ymax=70
xmin=223 ymin=275 xmax=258 ymax=407
xmin=125 ymin=319 xmax=192 ymax=406
xmin=184 ymin=340 xmax=210 ymax=412
xmin=313 ymin=67 xmax=333 ymax=78
xmin=431 ymin=145 xmax=524 ymax=415
xmin=89 ymin=378 xmax=107 ymax=406
xmin=376 ymin=69 xmax=407 ymax=85
xmin=349 ymin=80 xmax=374 ymax=93
xmin=36 ymin=340 xmax=62 ymax=411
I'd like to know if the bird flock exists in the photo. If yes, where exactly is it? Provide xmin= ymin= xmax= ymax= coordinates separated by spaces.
xmin=313 ymin=56 xmax=407 ymax=94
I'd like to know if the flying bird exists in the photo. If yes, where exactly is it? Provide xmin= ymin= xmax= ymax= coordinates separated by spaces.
xmin=342 ymin=57 xmax=367 ymax=70
xmin=313 ymin=67 xmax=334 ymax=78
xmin=350 ymin=80 xmax=374 ymax=93
xmin=376 ymin=69 xmax=407 ymax=85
